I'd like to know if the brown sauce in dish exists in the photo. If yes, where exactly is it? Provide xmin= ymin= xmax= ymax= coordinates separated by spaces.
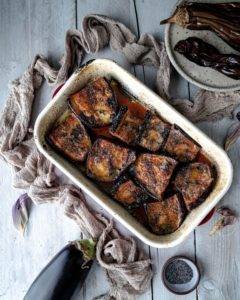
xmin=91 ymin=126 xmax=113 ymax=139
xmin=111 ymin=81 xmax=148 ymax=119
xmin=196 ymin=152 xmax=212 ymax=166
xmin=47 ymin=78 xmax=217 ymax=236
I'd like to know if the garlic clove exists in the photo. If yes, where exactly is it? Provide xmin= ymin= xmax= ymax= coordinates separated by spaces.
xmin=12 ymin=193 xmax=32 ymax=235
xmin=209 ymin=206 xmax=237 ymax=236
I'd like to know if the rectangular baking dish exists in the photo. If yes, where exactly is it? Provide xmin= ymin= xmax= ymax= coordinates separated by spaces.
xmin=34 ymin=59 xmax=233 ymax=248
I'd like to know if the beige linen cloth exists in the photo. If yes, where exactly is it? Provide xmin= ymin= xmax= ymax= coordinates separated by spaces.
xmin=0 ymin=14 xmax=239 ymax=299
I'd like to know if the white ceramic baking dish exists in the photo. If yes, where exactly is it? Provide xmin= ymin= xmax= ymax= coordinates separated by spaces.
xmin=34 ymin=59 xmax=233 ymax=248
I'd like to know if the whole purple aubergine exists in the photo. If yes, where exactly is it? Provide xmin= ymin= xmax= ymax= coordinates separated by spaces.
xmin=174 ymin=37 xmax=240 ymax=80
xmin=24 ymin=239 xmax=95 ymax=300
xmin=160 ymin=2 xmax=240 ymax=52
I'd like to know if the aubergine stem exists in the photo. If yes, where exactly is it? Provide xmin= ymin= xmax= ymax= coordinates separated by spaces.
xmin=160 ymin=6 xmax=239 ymax=28
xmin=160 ymin=2 xmax=240 ymax=25
xmin=160 ymin=4 xmax=240 ymax=51
xmin=24 ymin=239 xmax=96 ymax=300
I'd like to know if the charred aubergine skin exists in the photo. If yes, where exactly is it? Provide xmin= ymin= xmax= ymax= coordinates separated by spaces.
xmin=87 ymin=138 xmax=136 ymax=182
xmin=47 ymin=113 xmax=91 ymax=162
xmin=110 ymin=106 xmax=145 ymax=145
xmin=146 ymin=194 xmax=185 ymax=235
xmin=69 ymin=77 xmax=118 ymax=127
xmin=110 ymin=175 xmax=148 ymax=209
xmin=24 ymin=240 xmax=95 ymax=300
xmin=138 ymin=112 xmax=170 ymax=152
xmin=174 ymin=162 xmax=214 ymax=211
xmin=163 ymin=124 xmax=200 ymax=162
xmin=131 ymin=153 xmax=177 ymax=199
xmin=160 ymin=2 xmax=240 ymax=52
xmin=174 ymin=37 xmax=240 ymax=80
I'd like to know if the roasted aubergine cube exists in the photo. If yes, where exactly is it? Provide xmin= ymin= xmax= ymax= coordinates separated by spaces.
xmin=138 ymin=112 xmax=170 ymax=151
xmin=146 ymin=194 xmax=184 ymax=234
xmin=47 ymin=113 xmax=91 ymax=162
xmin=132 ymin=154 xmax=177 ymax=199
xmin=174 ymin=162 xmax=214 ymax=211
xmin=163 ymin=125 xmax=200 ymax=162
xmin=110 ymin=106 xmax=145 ymax=145
xmin=111 ymin=176 xmax=148 ymax=209
xmin=69 ymin=77 xmax=117 ymax=127
xmin=87 ymin=138 xmax=136 ymax=182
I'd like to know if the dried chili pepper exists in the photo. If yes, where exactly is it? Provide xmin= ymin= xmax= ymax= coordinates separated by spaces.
xmin=160 ymin=2 xmax=240 ymax=52
xmin=174 ymin=37 xmax=240 ymax=80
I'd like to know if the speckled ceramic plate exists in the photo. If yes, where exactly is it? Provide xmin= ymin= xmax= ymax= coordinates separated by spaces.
xmin=164 ymin=0 xmax=240 ymax=92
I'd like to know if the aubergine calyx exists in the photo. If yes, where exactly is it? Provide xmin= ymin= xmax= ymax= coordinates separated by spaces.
xmin=74 ymin=238 xmax=96 ymax=262
xmin=160 ymin=6 xmax=189 ymax=26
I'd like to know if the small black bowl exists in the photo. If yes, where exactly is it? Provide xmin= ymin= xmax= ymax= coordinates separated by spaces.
xmin=162 ymin=256 xmax=201 ymax=295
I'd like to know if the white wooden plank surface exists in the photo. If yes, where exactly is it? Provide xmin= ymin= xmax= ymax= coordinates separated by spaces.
xmin=0 ymin=1 xmax=239 ymax=300
xmin=189 ymin=81 xmax=240 ymax=299
xmin=0 ymin=1 xmax=80 ymax=300
xmin=134 ymin=1 xmax=196 ymax=300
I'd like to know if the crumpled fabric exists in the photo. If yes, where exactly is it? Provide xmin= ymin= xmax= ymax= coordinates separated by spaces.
xmin=0 ymin=13 xmax=239 ymax=299
xmin=172 ymin=89 xmax=240 ymax=123
xmin=60 ymin=187 xmax=152 ymax=299
xmin=224 ymin=111 xmax=240 ymax=151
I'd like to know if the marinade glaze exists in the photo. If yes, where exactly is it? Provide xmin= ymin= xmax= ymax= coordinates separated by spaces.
xmin=46 ymin=77 xmax=216 ymax=235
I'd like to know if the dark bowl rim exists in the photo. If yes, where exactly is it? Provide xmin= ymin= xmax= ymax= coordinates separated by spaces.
xmin=161 ymin=255 xmax=201 ymax=295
